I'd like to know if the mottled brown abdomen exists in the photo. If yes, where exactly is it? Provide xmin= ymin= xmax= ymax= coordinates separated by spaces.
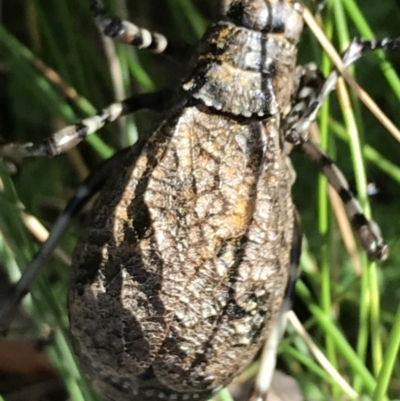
xmin=68 ymin=106 xmax=294 ymax=401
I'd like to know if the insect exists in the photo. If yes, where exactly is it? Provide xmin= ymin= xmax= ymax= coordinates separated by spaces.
xmin=0 ymin=0 xmax=399 ymax=400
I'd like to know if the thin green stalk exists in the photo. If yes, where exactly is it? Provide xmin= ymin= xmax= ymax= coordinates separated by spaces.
xmin=297 ymin=280 xmax=385 ymax=397
xmin=30 ymin=0 xmax=73 ymax=85
xmin=330 ymin=120 xmax=400 ymax=184
xmin=334 ymin=0 xmax=383 ymax=386
xmin=318 ymin=3 xmax=340 ymax=398
xmin=373 ymin=303 xmax=400 ymax=400
xmin=0 ymin=243 xmax=92 ymax=401
xmin=369 ymin=258 xmax=383 ymax=375
xmin=168 ymin=0 xmax=207 ymax=39
xmin=283 ymin=346 xmax=342 ymax=388
xmin=214 ymin=388 xmax=235 ymax=401
xmin=0 ymin=164 xmax=98 ymax=400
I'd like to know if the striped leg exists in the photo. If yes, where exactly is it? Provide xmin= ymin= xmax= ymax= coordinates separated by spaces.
xmin=0 ymin=90 xmax=171 ymax=164
xmin=300 ymin=140 xmax=388 ymax=260
xmin=283 ymin=40 xmax=395 ymax=261
xmin=249 ymin=213 xmax=302 ymax=401
xmin=285 ymin=62 xmax=325 ymax=134
xmin=285 ymin=37 xmax=400 ymax=144
xmin=90 ymin=0 xmax=191 ymax=59
xmin=0 ymin=147 xmax=138 ymax=333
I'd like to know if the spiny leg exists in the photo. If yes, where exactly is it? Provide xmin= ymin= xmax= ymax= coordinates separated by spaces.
xmin=0 ymin=89 xmax=172 ymax=163
xmin=286 ymin=37 xmax=400 ymax=144
xmin=0 ymin=146 xmax=139 ymax=333
xmin=249 ymin=212 xmax=302 ymax=401
xmin=90 ymin=0 xmax=192 ymax=60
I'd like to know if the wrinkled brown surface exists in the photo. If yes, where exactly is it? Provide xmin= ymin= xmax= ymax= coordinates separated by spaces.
xmin=69 ymin=106 xmax=294 ymax=400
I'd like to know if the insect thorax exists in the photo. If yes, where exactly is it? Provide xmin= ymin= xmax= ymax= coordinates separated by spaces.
xmin=182 ymin=21 xmax=300 ymax=118
xmin=180 ymin=0 xmax=303 ymax=118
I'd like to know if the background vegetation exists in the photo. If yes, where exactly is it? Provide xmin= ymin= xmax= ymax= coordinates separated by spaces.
xmin=0 ymin=0 xmax=399 ymax=400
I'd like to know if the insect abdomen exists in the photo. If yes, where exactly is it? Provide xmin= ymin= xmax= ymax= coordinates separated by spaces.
xmin=69 ymin=107 xmax=294 ymax=401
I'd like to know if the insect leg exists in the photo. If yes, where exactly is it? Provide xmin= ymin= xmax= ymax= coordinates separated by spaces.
xmin=299 ymin=139 xmax=388 ymax=261
xmin=249 ymin=212 xmax=302 ymax=401
xmin=286 ymin=37 xmax=400 ymax=144
xmin=284 ymin=62 xmax=325 ymax=136
xmin=90 ymin=0 xmax=192 ymax=60
xmin=0 ymin=89 xmax=172 ymax=163
xmin=283 ymin=43 xmax=393 ymax=261
xmin=0 ymin=146 xmax=136 ymax=333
